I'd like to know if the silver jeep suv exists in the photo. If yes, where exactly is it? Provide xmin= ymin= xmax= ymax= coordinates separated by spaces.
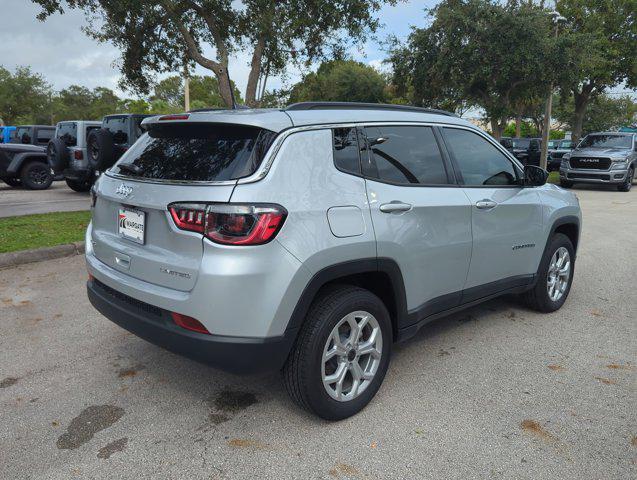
xmin=86 ymin=102 xmax=582 ymax=420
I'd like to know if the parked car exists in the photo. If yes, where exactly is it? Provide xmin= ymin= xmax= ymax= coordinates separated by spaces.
xmin=47 ymin=120 xmax=102 ymax=192
xmin=0 ymin=125 xmax=55 ymax=189
xmin=548 ymin=139 xmax=575 ymax=171
xmin=511 ymin=137 xmax=542 ymax=166
xmin=85 ymin=114 xmax=152 ymax=173
xmin=499 ymin=136 xmax=514 ymax=153
xmin=559 ymin=132 xmax=636 ymax=191
xmin=86 ymin=102 xmax=581 ymax=420
xmin=0 ymin=126 xmax=16 ymax=143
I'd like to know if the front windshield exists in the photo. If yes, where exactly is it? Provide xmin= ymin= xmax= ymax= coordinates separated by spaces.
xmin=578 ymin=134 xmax=632 ymax=149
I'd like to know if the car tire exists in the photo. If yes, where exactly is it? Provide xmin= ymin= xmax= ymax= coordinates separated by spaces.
xmin=559 ymin=180 xmax=573 ymax=188
xmin=617 ymin=167 xmax=634 ymax=192
xmin=283 ymin=285 xmax=392 ymax=421
xmin=20 ymin=161 xmax=53 ymax=190
xmin=2 ymin=177 xmax=21 ymax=188
xmin=65 ymin=177 xmax=93 ymax=192
xmin=522 ymin=233 xmax=575 ymax=313
xmin=87 ymin=129 xmax=115 ymax=171
xmin=47 ymin=138 xmax=70 ymax=174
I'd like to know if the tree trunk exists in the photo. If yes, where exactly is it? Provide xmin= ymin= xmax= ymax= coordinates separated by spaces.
xmin=571 ymin=84 xmax=594 ymax=143
xmin=515 ymin=113 xmax=521 ymax=137
xmin=215 ymin=65 xmax=233 ymax=108
xmin=245 ymin=37 xmax=265 ymax=107
xmin=491 ymin=118 xmax=505 ymax=140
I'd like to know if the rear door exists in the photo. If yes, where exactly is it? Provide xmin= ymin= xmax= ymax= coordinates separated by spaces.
xmin=362 ymin=125 xmax=473 ymax=326
xmin=441 ymin=127 xmax=543 ymax=299
xmin=90 ymin=122 xmax=277 ymax=292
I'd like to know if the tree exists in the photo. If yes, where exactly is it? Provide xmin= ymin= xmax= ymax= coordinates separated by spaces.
xmin=554 ymin=93 xmax=637 ymax=136
xmin=289 ymin=60 xmax=388 ymax=104
xmin=151 ymin=74 xmax=242 ymax=110
xmin=555 ymin=0 xmax=637 ymax=142
xmin=33 ymin=0 xmax=396 ymax=108
xmin=389 ymin=0 xmax=558 ymax=138
xmin=0 ymin=66 xmax=52 ymax=125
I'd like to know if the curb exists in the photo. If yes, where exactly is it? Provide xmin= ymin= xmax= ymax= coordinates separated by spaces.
xmin=0 ymin=241 xmax=85 ymax=269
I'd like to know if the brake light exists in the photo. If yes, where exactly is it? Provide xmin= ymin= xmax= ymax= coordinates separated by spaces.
xmin=159 ymin=114 xmax=190 ymax=121
xmin=167 ymin=203 xmax=287 ymax=246
xmin=169 ymin=204 xmax=207 ymax=233
xmin=171 ymin=312 xmax=210 ymax=335
xmin=74 ymin=150 xmax=83 ymax=160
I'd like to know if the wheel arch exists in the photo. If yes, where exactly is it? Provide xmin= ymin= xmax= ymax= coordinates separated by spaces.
xmin=285 ymin=258 xmax=408 ymax=342
xmin=550 ymin=215 xmax=580 ymax=253
xmin=8 ymin=153 xmax=48 ymax=175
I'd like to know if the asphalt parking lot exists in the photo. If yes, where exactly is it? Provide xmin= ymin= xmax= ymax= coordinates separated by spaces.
xmin=0 ymin=187 xmax=635 ymax=480
xmin=0 ymin=182 xmax=90 ymax=218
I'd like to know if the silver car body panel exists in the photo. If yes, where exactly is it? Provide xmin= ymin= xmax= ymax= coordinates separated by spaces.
xmin=87 ymin=108 xmax=581 ymax=343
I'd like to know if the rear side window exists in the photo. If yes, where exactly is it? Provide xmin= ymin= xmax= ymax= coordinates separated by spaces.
xmin=111 ymin=123 xmax=277 ymax=182
xmin=443 ymin=128 xmax=519 ymax=186
xmin=363 ymin=126 xmax=449 ymax=185
xmin=58 ymin=123 xmax=78 ymax=146
xmin=37 ymin=129 xmax=54 ymax=144
xmin=104 ymin=117 xmax=129 ymax=144
xmin=333 ymin=128 xmax=361 ymax=175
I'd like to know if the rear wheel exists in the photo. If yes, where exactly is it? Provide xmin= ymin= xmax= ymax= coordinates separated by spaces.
xmin=65 ymin=177 xmax=93 ymax=192
xmin=617 ymin=167 xmax=634 ymax=192
xmin=87 ymin=129 xmax=115 ymax=171
xmin=283 ymin=286 xmax=391 ymax=420
xmin=47 ymin=138 xmax=70 ymax=174
xmin=523 ymin=233 xmax=575 ymax=312
xmin=20 ymin=161 xmax=53 ymax=190
xmin=2 ymin=177 xmax=21 ymax=188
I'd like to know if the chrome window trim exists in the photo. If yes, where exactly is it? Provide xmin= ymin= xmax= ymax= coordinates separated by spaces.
xmin=104 ymin=120 xmax=517 ymax=186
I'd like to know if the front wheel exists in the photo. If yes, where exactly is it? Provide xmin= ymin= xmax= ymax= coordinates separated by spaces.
xmin=283 ymin=286 xmax=391 ymax=420
xmin=523 ymin=233 xmax=575 ymax=312
xmin=617 ymin=167 xmax=634 ymax=192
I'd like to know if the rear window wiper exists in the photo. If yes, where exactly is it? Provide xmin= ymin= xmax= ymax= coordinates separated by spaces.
xmin=118 ymin=162 xmax=144 ymax=176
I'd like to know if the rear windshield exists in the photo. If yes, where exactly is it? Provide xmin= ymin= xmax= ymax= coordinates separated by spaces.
xmin=58 ymin=122 xmax=78 ymax=146
xmin=111 ymin=123 xmax=277 ymax=182
xmin=103 ymin=116 xmax=129 ymax=144
xmin=15 ymin=127 xmax=31 ymax=143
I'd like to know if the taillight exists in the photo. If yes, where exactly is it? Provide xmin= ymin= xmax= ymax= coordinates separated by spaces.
xmin=171 ymin=312 xmax=210 ymax=334
xmin=168 ymin=203 xmax=287 ymax=246
xmin=74 ymin=150 xmax=83 ymax=160
xmin=169 ymin=204 xmax=207 ymax=233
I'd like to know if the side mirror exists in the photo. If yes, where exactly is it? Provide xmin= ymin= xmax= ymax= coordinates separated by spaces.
xmin=524 ymin=165 xmax=548 ymax=187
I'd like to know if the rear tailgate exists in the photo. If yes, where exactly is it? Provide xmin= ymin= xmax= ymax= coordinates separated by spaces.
xmin=91 ymin=175 xmax=234 ymax=291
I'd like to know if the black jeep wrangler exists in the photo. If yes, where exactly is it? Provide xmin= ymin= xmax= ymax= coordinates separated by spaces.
xmin=0 ymin=125 xmax=55 ymax=189
xmin=85 ymin=114 xmax=151 ymax=174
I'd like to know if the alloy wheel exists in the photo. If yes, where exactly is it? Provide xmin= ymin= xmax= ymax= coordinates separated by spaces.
xmin=321 ymin=311 xmax=383 ymax=402
xmin=547 ymin=247 xmax=571 ymax=302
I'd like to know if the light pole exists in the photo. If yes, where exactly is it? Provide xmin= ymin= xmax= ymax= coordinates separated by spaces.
xmin=540 ymin=11 xmax=566 ymax=170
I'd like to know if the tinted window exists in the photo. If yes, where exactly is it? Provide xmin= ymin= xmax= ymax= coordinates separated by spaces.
xmin=560 ymin=140 xmax=574 ymax=149
xmin=512 ymin=138 xmax=530 ymax=149
xmin=58 ymin=123 xmax=78 ymax=146
xmin=37 ymin=128 xmax=54 ymax=144
xmin=111 ymin=123 xmax=277 ymax=182
xmin=363 ymin=126 xmax=448 ymax=185
xmin=15 ymin=127 xmax=31 ymax=144
xmin=104 ymin=117 xmax=129 ymax=144
xmin=444 ymin=128 xmax=519 ymax=186
xmin=333 ymin=128 xmax=361 ymax=175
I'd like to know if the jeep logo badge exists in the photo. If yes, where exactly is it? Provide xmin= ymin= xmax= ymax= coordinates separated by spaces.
xmin=115 ymin=184 xmax=133 ymax=197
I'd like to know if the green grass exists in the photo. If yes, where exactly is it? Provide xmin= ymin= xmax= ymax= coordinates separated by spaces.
xmin=0 ymin=211 xmax=91 ymax=254
xmin=548 ymin=171 xmax=560 ymax=184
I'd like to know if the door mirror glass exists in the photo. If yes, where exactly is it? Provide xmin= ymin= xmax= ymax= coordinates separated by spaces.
xmin=524 ymin=165 xmax=547 ymax=186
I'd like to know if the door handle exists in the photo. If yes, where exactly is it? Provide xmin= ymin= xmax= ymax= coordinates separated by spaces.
xmin=475 ymin=199 xmax=498 ymax=210
xmin=379 ymin=201 xmax=412 ymax=213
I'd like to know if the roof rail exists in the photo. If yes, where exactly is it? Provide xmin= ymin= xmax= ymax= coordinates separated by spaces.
xmin=285 ymin=102 xmax=458 ymax=117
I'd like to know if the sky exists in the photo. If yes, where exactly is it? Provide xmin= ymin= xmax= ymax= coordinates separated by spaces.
xmin=0 ymin=0 xmax=633 ymax=103
xmin=0 ymin=0 xmax=437 ymax=98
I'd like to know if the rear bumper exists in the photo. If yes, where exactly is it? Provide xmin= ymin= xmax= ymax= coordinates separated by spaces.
xmin=87 ymin=278 xmax=297 ymax=374
xmin=63 ymin=167 xmax=92 ymax=181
